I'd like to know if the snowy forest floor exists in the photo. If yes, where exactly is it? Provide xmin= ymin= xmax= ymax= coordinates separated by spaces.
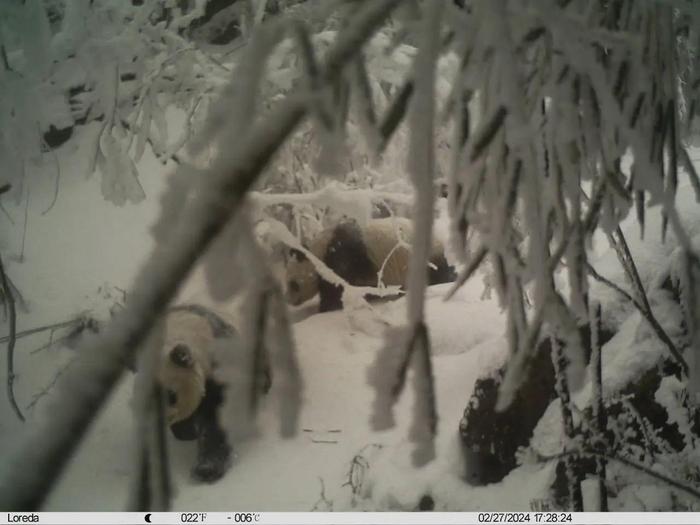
xmin=1 ymin=125 xmax=700 ymax=511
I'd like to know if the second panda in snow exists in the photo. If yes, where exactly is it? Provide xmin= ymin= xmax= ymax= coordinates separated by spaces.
xmin=286 ymin=217 xmax=456 ymax=312
xmin=153 ymin=305 xmax=271 ymax=483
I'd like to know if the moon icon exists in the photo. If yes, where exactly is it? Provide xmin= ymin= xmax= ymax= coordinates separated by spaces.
xmin=144 ymin=513 xmax=152 ymax=523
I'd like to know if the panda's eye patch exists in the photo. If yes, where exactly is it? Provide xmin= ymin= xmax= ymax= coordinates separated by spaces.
xmin=170 ymin=344 xmax=193 ymax=368
xmin=166 ymin=389 xmax=178 ymax=406
xmin=288 ymin=279 xmax=300 ymax=294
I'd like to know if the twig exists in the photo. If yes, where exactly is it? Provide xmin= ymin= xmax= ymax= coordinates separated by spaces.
xmin=8 ymin=277 xmax=28 ymax=313
xmin=537 ymin=448 xmax=700 ymax=502
xmin=25 ymin=358 xmax=76 ymax=412
xmin=29 ymin=332 xmax=76 ymax=355
xmin=586 ymin=262 xmax=635 ymax=305
xmin=1 ymin=44 xmax=11 ymax=72
xmin=0 ymin=318 xmax=85 ymax=346
xmin=444 ymin=244 xmax=488 ymax=300
xmin=0 ymin=1 xmax=403 ymax=510
xmin=0 ymin=271 xmax=27 ymax=316
xmin=310 ymin=438 xmax=338 ymax=444
xmin=40 ymin=135 xmax=62 ymax=216
xmin=342 ymin=444 xmax=382 ymax=497
xmin=310 ymin=477 xmax=333 ymax=511
xmin=0 ymin=255 xmax=24 ymax=422
xmin=551 ymin=336 xmax=582 ymax=511
xmin=590 ymin=302 xmax=608 ymax=511
xmin=18 ymin=187 xmax=29 ymax=263
xmin=586 ymin=252 xmax=689 ymax=377
xmin=609 ymin=227 xmax=651 ymax=313
xmin=0 ymin=201 xmax=14 ymax=224
xmin=249 ymin=288 xmax=269 ymax=417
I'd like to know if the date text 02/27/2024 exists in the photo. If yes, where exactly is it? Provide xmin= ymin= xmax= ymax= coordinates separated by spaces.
xmin=477 ymin=512 xmax=573 ymax=523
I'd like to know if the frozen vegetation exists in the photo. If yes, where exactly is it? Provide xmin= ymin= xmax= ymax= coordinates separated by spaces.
xmin=2 ymin=0 xmax=700 ymax=513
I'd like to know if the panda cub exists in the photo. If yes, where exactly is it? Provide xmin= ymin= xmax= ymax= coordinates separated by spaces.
xmin=286 ymin=217 xmax=456 ymax=312
xmin=154 ymin=304 xmax=270 ymax=483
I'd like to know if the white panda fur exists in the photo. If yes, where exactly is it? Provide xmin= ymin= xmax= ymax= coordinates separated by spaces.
xmin=158 ymin=309 xmax=214 ymax=425
xmin=286 ymin=217 xmax=455 ymax=312
xmin=150 ymin=304 xmax=270 ymax=483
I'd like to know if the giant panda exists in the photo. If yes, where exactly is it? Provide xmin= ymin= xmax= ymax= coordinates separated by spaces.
xmin=285 ymin=217 xmax=456 ymax=312
xmin=152 ymin=304 xmax=271 ymax=483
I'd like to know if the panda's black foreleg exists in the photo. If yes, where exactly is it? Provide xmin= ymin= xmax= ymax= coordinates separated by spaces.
xmin=428 ymin=254 xmax=457 ymax=285
xmin=319 ymin=222 xmax=378 ymax=312
xmin=191 ymin=380 xmax=232 ymax=483
xmin=318 ymin=280 xmax=344 ymax=312
xmin=170 ymin=415 xmax=199 ymax=441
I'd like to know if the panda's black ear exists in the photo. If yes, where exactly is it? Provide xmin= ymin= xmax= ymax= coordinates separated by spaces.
xmin=170 ymin=344 xmax=194 ymax=368
xmin=288 ymin=248 xmax=307 ymax=262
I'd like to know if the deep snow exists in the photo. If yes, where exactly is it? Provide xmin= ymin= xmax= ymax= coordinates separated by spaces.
xmin=0 ymin=121 xmax=541 ymax=510
xmin=1 ymin=124 xmax=700 ymax=511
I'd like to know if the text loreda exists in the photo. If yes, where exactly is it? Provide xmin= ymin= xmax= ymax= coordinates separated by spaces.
xmin=6 ymin=514 xmax=39 ymax=523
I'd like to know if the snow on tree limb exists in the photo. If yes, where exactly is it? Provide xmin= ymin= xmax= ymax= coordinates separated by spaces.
xmin=0 ymin=0 xmax=403 ymax=510
xmin=367 ymin=1 xmax=443 ymax=468
xmin=264 ymin=217 xmax=402 ymax=308
xmin=251 ymin=183 xmax=413 ymax=230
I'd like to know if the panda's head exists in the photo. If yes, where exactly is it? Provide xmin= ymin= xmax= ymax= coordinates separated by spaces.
xmin=285 ymin=248 xmax=320 ymax=306
xmin=157 ymin=309 xmax=216 ymax=425
xmin=284 ymin=218 xmax=455 ymax=311
xmin=284 ymin=218 xmax=413 ymax=307
xmin=284 ymin=228 xmax=336 ymax=306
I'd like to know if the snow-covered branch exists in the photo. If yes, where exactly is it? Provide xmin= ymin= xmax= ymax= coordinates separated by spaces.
xmin=0 ymin=0 xmax=403 ymax=510
xmin=367 ymin=1 xmax=444 ymax=468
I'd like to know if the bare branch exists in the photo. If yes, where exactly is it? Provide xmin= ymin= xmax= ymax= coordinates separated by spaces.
xmin=586 ymin=261 xmax=636 ymax=306
xmin=551 ymin=336 xmax=583 ymax=511
xmin=0 ymin=318 xmax=87 ymax=347
xmin=536 ymin=448 xmax=700 ymax=502
xmin=444 ymin=244 xmax=488 ymax=300
xmin=39 ymin=129 xmax=61 ymax=216
xmin=589 ymin=302 xmax=608 ymax=511
xmin=606 ymin=228 xmax=689 ymax=375
xmin=0 ymin=254 xmax=24 ymax=422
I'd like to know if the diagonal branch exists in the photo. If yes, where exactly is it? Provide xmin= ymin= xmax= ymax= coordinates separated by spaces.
xmin=592 ymin=227 xmax=689 ymax=375
xmin=0 ymin=0 xmax=403 ymax=511
xmin=536 ymin=448 xmax=700 ymax=502
xmin=0 ymin=318 xmax=88 ymax=347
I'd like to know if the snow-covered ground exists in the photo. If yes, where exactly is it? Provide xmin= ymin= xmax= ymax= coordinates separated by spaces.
xmin=2 ymin=124 xmax=700 ymax=511
xmin=0 ymin=122 xmax=549 ymax=511
xmin=40 ymin=280 xmax=524 ymax=512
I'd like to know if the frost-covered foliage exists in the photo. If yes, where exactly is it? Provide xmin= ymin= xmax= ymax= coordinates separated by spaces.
xmin=8 ymin=0 xmax=700 ymax=513
xmin=436 ymin=0 xmax=700 ymax=412
xmin=0 ymin=0 xmax=231 ymax=206
xmin=0 ymin=0 xmax=405 ymax=510
xmin=252 ymin=23 xmax=458 ymax=243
